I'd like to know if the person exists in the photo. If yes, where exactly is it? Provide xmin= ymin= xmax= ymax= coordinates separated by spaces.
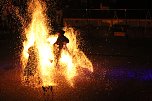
xmin=42 ymin=86 xmax=53 ymax=95
xmin=55 ymin=6 xmax=63 ymax=28
xmin=24 ymin=46 xmax=37 ymax=75
xmin=54 ymin=29 xmax=69 ymax=67
xmin=42 ymin=86 xmax=53 ymax=101
xmin=24 ymin=45 xmax=38 ymax=84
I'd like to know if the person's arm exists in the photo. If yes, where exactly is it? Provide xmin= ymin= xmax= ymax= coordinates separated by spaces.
xmin=54 ymin=37 xmax=59 ymax=45
xmin=65 ymin=37 xmax=69 ymax=43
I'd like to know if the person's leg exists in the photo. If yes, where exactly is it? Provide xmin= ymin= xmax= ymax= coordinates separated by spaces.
xmin=56 ymin=48 xmax=61 ymax=68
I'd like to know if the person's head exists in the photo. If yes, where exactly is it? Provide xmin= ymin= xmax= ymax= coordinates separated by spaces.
xmin=56 ymin=29 xmax=65 ymax=36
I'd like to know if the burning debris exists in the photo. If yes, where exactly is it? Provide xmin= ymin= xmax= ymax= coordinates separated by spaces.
xmin=21 ymin=0 xmax=93 ymax=89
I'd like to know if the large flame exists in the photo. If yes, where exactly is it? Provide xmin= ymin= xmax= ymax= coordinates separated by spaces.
xmin=21 ymin=0 xmax=56 ymax=87
xmin=21 ymin=0 xmax=93 ymax=87
xmin=60 ymin=28 xmax=93 ymax=86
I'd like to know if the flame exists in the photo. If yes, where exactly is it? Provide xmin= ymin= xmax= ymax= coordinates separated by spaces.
xmin=64 ymin=28 xmax=93 ymax=72
xmin=21 ymin=0 xmax=56 ymax=87
xmin=60 ymin=28 xmax=93 ymax=86
xmin=60 ymin=49 xmax=76 ymax=86
xmin=21 ymin=0 xmax=93 ymax=87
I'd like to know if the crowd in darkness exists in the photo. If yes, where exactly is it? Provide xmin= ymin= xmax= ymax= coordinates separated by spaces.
xmin=0 ymin=0 xmax=151 ymax=43
xmin=0 ymin=0 xmax=151 ymax=11
xmin=61 ymin=0 xmax=151 ymax=9
xmin=0 ymin=0 xmax=151 ymax=30
xmin=10 ymin=0 xmax=151 ymax=9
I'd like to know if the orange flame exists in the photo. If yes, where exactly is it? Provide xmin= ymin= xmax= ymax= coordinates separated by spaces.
xmin=59 ymin=28 xmax=93 ymax=86
xmin=21 ymin=0 xmax=56 ymax=87
xmin=21 ymin=0 xmax=93 ymax=87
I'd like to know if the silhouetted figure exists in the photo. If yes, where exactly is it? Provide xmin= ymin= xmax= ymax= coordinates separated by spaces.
xmin=56 ymin=6 xmax=63 ymax=28
xmin=24 ymin=46 xmax=37 ymax=75
xmin=24 ymin=46 xmax=38 ymax=84
xmin=42 ymin=86 xmax=53 ymax=101
xmin=54 ymin=29 xmax=69 ymax=68
xmin=42 ymin=86 xmax=53 ymax=95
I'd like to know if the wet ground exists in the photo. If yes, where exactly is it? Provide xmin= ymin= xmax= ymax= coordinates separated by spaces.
xmin=1 ymin=35 xmax=152 ymax=101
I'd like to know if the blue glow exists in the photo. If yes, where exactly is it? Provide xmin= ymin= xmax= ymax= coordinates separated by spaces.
xmin=106 ymin=67 xmax=152 ymax=81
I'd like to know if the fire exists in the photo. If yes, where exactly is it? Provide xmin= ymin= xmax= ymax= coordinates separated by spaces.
xmin=21 ymin=0 xmax=56 ymax=87
xmin=60 ymin=49 xmax=76 ymax=86
xmin=60 ymin=28 xmax=93 ymax=86
xmin=21 ymin=0 xmax=93 ymax=87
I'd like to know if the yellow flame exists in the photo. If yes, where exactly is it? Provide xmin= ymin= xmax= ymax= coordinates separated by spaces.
xmin=64 ymin=28 xmax=93 ymax=72
xmin=21 ymin=0 xmax=56 ymax=87
xmin=60 ymin=49 xmax=76 ymax=86
xmin=60 ymin=28 xmax=93 ymax=86
xmin=21 ymin=0 xmax=93 ymax=87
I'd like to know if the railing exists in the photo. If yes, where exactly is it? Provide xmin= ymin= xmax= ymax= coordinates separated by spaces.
xmin=63 ymin=9 xmax=152 ymax=39
xmin=63 ymin=9 xmax=152 ymax=19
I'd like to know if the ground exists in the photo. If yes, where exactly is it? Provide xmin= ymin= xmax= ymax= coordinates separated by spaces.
xmin=1 ymin=35 xmax=152 ymax=101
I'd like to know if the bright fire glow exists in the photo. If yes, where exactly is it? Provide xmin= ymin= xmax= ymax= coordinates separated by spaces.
xmin=21 ymin=0 xmax=93 ymax=87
